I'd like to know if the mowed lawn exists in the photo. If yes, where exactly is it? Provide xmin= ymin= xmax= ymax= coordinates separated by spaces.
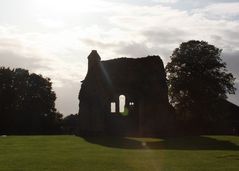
xmin=0 ymin=135 xmax=239 ymax=171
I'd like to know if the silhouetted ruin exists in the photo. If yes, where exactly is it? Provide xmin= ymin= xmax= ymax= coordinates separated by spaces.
xmin=78 ymin=50 xmax=175 ymax=136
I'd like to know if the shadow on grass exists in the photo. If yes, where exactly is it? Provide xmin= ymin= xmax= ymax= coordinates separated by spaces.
xmin=82 ymin=136 xmax=239 ymax=150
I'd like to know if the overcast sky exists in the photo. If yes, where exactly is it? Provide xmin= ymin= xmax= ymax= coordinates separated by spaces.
xmin=0 ymin=0 xmax=239 ymax=116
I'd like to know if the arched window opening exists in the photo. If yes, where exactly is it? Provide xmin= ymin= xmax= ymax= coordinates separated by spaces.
xmin=119 ymin=95 xmax=126 ymax=113
xmin=111 ymin=102 xmax=116 ymax=113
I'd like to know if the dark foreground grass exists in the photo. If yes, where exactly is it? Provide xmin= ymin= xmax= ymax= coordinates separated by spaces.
xmin=0 ymin=135 xmax=239 ymax=171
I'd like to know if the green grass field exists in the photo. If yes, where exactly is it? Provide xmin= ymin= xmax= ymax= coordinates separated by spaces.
xmin=0 ymin=135 xmax=239 ymax=171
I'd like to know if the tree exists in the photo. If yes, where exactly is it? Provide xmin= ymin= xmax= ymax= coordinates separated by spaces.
xmin=62 ymin=114 xmax=79 ymax=134
xmin=166 ymin=40 xmax=236 ymax=133
xmin=0 ymin=67 xmax=15 ymax=133
xmin=0 ymin=67 xmax=62 ymax=134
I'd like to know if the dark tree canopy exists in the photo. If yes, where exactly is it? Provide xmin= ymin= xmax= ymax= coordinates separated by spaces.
xmin=166 ymin=40 xmax=236 ymax=133
xmin=62 ymin=114 xmax=79 ymax=134
xmin=0 ymin=67 xmax=62 ymax=134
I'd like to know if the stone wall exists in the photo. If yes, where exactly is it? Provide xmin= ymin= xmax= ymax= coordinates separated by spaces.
xmin=78 ymin=50 xmax=175 ymax=136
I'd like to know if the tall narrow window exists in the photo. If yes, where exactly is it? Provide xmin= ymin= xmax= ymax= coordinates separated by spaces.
xmin=119 ymin=95 xmax=126 ymax=113
xmin=111 ymin=102 xmax=116 ymax=113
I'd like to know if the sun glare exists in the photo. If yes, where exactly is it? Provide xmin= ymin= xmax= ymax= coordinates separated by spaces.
xmin=33 ymin=0 xmax=107 ymax=15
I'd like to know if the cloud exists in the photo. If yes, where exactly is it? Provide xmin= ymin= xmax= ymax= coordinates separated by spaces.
xmin=54 ymin=82 xmax=81 ymax=115
xmin=152 ymin=0 xmax=178 ymax=4
xmin=228 ymin=81 xmax=239 ymax=106
xmin=82 ymin=39 xmax=150 ymax=57
xmin=223 ymin=51 xmax=239 ymax=79
xmin=143 ymin=29 xmax=186 ymax=44
xmin=116 ymin=42 xmax=150 ymax=57
xmin=0 ymin=34 xmax=50 ymax=71
xmin=222 ymin=51 xmax=239 ymax=106
xmin=0 ymin=50 xmax=47 ymax=70
xmin=82 ymin=39 xmax=118 ymax=50
xmin=193 ymin=2 xmax=239 ymax=20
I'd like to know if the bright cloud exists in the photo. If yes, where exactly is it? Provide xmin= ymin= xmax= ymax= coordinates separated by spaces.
xmin=152 ymin=0 xmax=178 ymax=4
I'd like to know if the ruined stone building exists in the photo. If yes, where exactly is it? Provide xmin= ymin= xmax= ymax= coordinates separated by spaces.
xmin=78 ymin=50 xmax=175 ymax=136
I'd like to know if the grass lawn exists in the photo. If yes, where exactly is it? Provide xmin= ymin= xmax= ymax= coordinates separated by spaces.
xmin=0 ymin=135 xmax=239 ymax=171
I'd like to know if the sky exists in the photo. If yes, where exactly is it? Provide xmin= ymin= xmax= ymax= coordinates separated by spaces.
xmin=0 ymin=0 xmax=239 ymax=116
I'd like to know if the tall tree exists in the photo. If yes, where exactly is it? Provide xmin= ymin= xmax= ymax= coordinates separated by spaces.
xmin=166 ymin=40 xmax=236 ymax=133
